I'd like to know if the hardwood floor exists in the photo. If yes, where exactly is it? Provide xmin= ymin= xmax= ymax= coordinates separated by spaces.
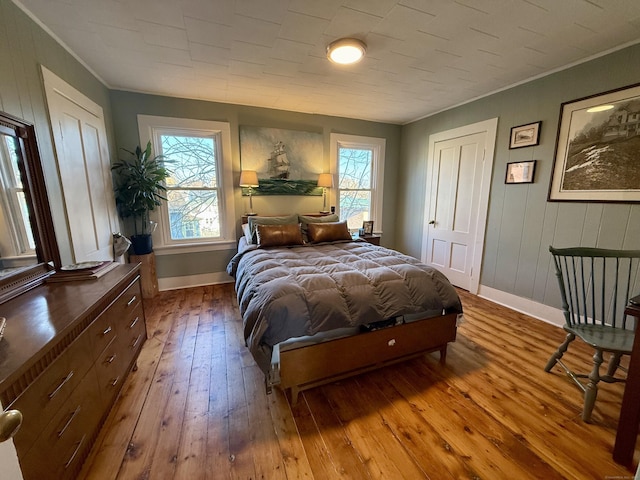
xmin=79 ymin=284 xmax=639 ymax=479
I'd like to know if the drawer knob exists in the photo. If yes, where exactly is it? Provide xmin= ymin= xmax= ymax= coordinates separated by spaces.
xmin=103 ymin=326 xmax=113 ymax=336
xmin=126 ymin=295 xmax=137 ymax=307
xmin=106 ymin=354 xmax=117 ymax=364
xmin=129 ymin=316 xmax=139 ymax=329
xmin=58 ymin=405 xmax=81 ymax=438
xmin=131 ymin=334 xmax=142 ymax=349
xmin=49 ymin=371 xmax=74 ymax=399
xmin=64 ymin=434 xmax=86 ymax=469
xmin=0 ymin=409 xmax=23 ymax=442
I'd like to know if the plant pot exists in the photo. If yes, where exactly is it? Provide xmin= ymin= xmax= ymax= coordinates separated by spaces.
xmin=130 ymin=234 xmax=153 ymax=255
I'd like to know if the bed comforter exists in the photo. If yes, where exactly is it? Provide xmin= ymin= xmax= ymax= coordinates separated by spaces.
xmin=227 ymin=240 xmax=462 ymax=372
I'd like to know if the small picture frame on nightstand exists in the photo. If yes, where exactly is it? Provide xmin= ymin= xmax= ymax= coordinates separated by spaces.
xmin=363 ymin=220 xmax=374 ymax=235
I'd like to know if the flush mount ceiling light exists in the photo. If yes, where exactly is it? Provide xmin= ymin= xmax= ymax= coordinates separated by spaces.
xmin=326 ymin=38 xmax=367 ymax=65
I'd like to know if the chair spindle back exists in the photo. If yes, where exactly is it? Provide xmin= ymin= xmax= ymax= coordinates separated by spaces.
xmin=549 ymin=247 xmax=640 ymax=330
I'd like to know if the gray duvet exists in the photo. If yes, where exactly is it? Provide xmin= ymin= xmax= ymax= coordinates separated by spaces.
xmin=227 ymin=239 xmax=462 ymax=372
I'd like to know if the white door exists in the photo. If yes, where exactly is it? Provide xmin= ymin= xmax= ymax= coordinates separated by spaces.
xmin=0 ymin=437 xmax=22 ymax=480
xmin=42 ymin=67 xmax=118 ymax=263
xmin=0 ymin=401 xmax=23 ymax=479
xmin=422 ymin=119 xmax=497 ymax=293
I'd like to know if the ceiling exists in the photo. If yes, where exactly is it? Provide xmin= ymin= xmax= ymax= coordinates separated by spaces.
xmin=14 ymin=0 xmax=640 ymax=124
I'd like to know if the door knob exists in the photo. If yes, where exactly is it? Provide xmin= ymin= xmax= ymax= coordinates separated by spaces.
xmin=428 ymin=220 xmax=435 ymax=225
xmin=0 ymin=409 xmax=22 ymax=442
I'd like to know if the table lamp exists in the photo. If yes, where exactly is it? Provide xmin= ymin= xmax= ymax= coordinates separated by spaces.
xmin=317 ymin=173 xmax=333 ymax=214
xmin=239 ymin=170 xmax=259 ymax=215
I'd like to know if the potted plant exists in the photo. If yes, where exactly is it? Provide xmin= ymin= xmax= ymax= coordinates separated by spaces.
xmin=111 ymin=141 xmax=171 ymax=255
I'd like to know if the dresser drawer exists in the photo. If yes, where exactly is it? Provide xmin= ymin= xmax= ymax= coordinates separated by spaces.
xmin=11 ymin=333 xmax=92 ymax=454
xmin=20 ymin=369 xmax=103 ymax=480
xmin=94 ymin=336 xmax=128 ymax=405
xmin=118 ymin=303 xmax=146 ymax=359
xmin=86 ymin=308 xmax=118 ymax=361
xmin=109 ymin=278 xmax=142 ymax=325
xmin=121 ymin=305 xmax=145 ymax=340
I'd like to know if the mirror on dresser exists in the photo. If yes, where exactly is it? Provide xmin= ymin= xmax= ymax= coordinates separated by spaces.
xmin=0 ymin=111 xmax=60 ymax=304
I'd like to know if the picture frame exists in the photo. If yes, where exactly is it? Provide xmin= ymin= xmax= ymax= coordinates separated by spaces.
xmin=239 ymin=126 xmax=324 ymax=196
xmin=509 ymin=121 xmax=541 ymax=149
xmin=549 ymin=83 xmax=640 ymax=202
xmin=505 ymin=160 xmax=536 ymax=184
xmin=362 ymin=220 xmax=374 ymax=235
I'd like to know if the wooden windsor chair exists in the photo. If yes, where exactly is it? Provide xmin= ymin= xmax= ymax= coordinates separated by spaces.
xmin=545 ymin=246 xmax=640 ymax=422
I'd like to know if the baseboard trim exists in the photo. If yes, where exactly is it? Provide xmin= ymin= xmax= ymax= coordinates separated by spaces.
xmin=158 ymin=271 xmax=234 ymax=291
xmin=477 ymin=285 xmax=564 ymax=328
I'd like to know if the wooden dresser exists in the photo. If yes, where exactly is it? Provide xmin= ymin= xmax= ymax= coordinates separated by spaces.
xmin=0 ymin=264 xmax=146 ymax=480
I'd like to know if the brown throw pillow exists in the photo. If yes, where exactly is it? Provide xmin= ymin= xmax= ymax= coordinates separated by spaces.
xmin=298 ymin=213 xmax=339 ymax=242
xmin=248 ymin=213 xmax=298 ymax=243
xmin=256 ymin=223 xmax=303 ymax=248
xmin=307 ymin=221 xmax=352 ymax=243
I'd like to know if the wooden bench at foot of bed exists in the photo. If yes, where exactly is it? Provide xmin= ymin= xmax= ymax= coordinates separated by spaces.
xmin=272 ymin=312 xmax=459 ymax=404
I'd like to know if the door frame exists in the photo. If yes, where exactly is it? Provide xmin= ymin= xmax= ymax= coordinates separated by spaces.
xmin=421 ymin=118 xmax=498 ymax=294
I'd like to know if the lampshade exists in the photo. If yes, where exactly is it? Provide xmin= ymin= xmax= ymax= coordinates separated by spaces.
xmin=239 ymin=170 xmax=259 ymax=187
xmin=317 ymin=173 xmax=333 ymax=188
xmin=326 ymin=38 xmax=366 ymax=65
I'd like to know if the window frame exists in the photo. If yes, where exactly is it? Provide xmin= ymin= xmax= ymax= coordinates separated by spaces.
xmin=0 ymin=136 xmax=35 ymax=258
xmin=330 ymin=133 xmax=385 ymax=234
xmin=137 ymin=115 xmax=236 ymax=254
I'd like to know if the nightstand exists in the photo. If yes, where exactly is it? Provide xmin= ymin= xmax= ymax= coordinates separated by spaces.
xmin=359 ymin=234 xmax=380 ymax=246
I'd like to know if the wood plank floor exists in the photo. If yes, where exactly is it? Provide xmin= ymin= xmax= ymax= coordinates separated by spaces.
xmin=79 ymin=284 xmax=639 ymax=479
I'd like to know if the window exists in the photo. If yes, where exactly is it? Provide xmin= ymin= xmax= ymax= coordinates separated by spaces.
xmin=330 ymin=133 xmax=385 ymax=233
xmin=0 ymin=135 xmax=35 ymax=260
xmin=138 ymin=115 xmax=235 ymax=252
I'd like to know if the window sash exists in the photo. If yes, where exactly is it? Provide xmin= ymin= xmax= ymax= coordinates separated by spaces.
xmin=137 ymin=115 xmax=235 ymax=251
xmin=0 ymin=137 xmax=35 ymax=256
xmin=166 ymin=187 xmax=221 ymax=240
xmin=330 ymin=134 xmax=385 ymax=234
xmin=156 ymin=131 xmax=222 ymax=242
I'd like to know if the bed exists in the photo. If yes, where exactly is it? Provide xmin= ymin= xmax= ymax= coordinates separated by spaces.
xmin=227 ymin=214 xmax=463 ymax=403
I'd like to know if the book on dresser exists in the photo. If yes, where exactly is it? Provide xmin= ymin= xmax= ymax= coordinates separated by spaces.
xmin=46 ymin=260 xmax=120 ymax=282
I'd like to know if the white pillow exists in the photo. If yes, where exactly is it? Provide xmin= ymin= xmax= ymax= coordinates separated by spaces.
xmin=242 ymin=223 xmax=253 ymax=244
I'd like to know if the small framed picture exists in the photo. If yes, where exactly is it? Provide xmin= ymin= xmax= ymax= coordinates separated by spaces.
xmin=362 ymin=220 xmax=374 ymax=235
xmin=509 ymin=121 xmax=541 ymax=149
xmin=505 ymin=160 xmax=536 ymax=184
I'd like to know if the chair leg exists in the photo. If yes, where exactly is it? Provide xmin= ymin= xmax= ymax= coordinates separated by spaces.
xmin=606 ymin=352 xmax=622 ymax=378
xmin=545 ymin=332 xmax=575 ymax=372
xmin=583 ymin=349 xmax=603 ymax=423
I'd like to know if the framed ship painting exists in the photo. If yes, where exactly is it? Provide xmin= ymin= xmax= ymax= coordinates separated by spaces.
xmin=239 ymin=126 xmax=324 ymax=195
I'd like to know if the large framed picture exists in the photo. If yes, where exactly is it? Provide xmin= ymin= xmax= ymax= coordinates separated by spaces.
xmin=509 ymin=121 xmax=541 ymax=149
xmin=549 ymin=83 xmax=640 ymax=202
xmin=505 ymin=160 xmax=536 ymax=184
xmin=239 ymin=126 xmax=324 ymax=196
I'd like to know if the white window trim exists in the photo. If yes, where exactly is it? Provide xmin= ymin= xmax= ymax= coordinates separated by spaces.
xmin=137 ymin=115 xmax=236 ymax=254
xmin=0 ymin=138 xmax=34 ymax=258
xmin=330 ymin=133 xmax=385 ymax=234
